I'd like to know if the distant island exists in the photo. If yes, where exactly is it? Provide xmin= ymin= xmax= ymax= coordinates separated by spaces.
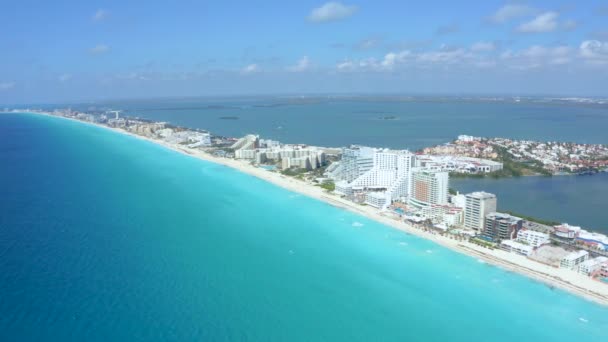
xmin=219 ymin=116 xmax=239 ymax=120
xmin=378 ymin=115 xmax=398 ymax=120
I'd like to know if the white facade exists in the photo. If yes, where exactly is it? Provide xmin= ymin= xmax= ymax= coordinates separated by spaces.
xmin=443 ymin=208 xmax=464 ymax=227
xmin=464 ymin=191 xmax=497 ymax=232
xmin=364 ymin=192 xmax=390 ymax=209
xmin=516 ymin=230 xmax=550 ymax=248
xmin=560 ymin=250 xmax=589 ymax=270
xmin=553 ymin=223 xmax=581 ymax=239
xmin=578 ymin=257 xmax=608 ymax=276
xmin=408 ymin=169 xmax=449 ymax=208
xmin=331 ymin=147 xmax=415 ymax=203
xmin=450 ymin=194 xmax=466 ymax=209
xmin=416 ymin=155 xmax=503 ymax=174
xmin=500 ymin=240 xmax=533 ymax=256
xmin=231 ymin=134 xmax=258 ymax=151
xmin=327 ymin=146 xmax=375 ymax=183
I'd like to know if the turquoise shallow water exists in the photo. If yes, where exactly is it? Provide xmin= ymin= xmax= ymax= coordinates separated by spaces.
xmin=1 ymin=113 xmax=608 ymax=341
xmin=19 ymin=97 xmax=608 ymax=231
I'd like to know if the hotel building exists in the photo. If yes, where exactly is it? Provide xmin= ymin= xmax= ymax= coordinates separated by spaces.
xmin=464 ymin=192 xmax=497 ymax=232
xmin=332 ymin=147 xmax=415 ymax=208
xmin=482 ymin=212 xmax=523 ymax=242
xmin=560 ymin=250 xmax=589 ymax=270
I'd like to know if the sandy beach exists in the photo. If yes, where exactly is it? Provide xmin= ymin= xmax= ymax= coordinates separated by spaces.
xmin=12 ymin=111 xmax=608 ymax=307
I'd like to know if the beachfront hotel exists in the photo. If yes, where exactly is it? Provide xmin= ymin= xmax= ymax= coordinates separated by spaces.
xmin=328 ymin=146 xmax=375 ymax=183
xmin=331 ymin=147 xmax=415 ymax=208
xmin=406 ymin=169 xmax=450 ymax=219
xmin=482 ymin=212 xmax=523 ymax=242
xmin=560 ymin=250 xmax=590 ymax=270
xmin=231 ymin=134 xmax=326 ymax=171
xmin=464 ymin=192 xmax=497 ymax=232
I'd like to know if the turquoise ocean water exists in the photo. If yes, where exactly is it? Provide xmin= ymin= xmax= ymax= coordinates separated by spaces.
xmin=1 ymin=113 xmax=608 ymax=341
xmin=54 ymin=96 xmax=608 ymax=231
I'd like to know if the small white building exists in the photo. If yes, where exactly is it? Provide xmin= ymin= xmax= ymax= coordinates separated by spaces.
xmin=553 ymin=223 xmax=581 ymax=239
xmin=365 ymin=192 xmax=389 ymax=209
xmin=560 ymin=250 xmax=589 ymax=270
xmin=578 ymin=257 xmax=608 ymax=276
xmin=500 ymin=240 xmax=533 ymax=256
xmin=516 ymin=230 xmax=550 ymax=248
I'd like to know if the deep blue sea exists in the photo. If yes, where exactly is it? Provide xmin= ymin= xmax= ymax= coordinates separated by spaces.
xmin=1 ymin=113 xmax=608 ymax=341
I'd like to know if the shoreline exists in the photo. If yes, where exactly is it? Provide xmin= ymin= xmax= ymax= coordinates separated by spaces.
xmin=7 ymin=111 xmax=608 ymax=307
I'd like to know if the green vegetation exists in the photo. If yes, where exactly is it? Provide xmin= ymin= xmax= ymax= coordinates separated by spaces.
xmin=318 ymin=181 xmax=335 ymax=192
xmin=493 ymin=145 xmax=552 ymax=177
xmin=448 ymin=187 xmax=458 ymax=195
xmin=281 ymin=168 xmax=308 ymax=177
xmin=502 ymin=211 xmax=560 ymax=226
xmin=470 ymin=237 xmax=496 ymax=249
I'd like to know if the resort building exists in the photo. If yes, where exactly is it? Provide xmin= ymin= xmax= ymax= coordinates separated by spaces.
xmin=553 ymin=223 xmax=581 ymax=239
xmin=500 ymin=240 xmax=533 ymax=256
xmin=442 ymin=207 xmax=464 ymax=227
xmin=516 ymin=230 xmax=550 ymax=248
xmin=405 ymin=170 xmax=449 ymax=221
xmin=576 ymin=230 xmax=608 ymax=252
xmin=482 ymin=212 xmax=523 ymax=242
xmin=464 ymin=191 xmax=497 ymax=232
xmin=415 ymin=155 xmax=503 ymax=174
xmin=365 ymin=192 xmax=390 ymax=209
xmin=578 ymin=257 xmax=608 ymax=277
xmin=332 ymin=148 xmax=415 ymax=208
xmin=231 ymin=134 xmax=259 ymax=152
xmin=559 ymin=250 xmax=589 ymax=270
xmin=327 ymin=146 xmax=375 ymax=183
xmin=408 ymin=169 xmax=449 ymax=206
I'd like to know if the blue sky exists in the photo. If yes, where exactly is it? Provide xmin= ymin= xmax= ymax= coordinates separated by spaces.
xmin=1 ymin=0 xmax=608 ymax=103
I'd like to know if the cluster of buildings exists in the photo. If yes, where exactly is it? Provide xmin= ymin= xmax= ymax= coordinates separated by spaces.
xmin=415 ymin=155 xmax=503 ymax=174
xmin=424 ymin=134 xmax=608 ymax=175
xmin=50 ymin=109 xmax=213 ymax=147
xmin=490 ymin=137 xmax=608 ymax=173
xmin=325 ymin=145 xmax=608 ymax=281
xmin=32 ymin=109 xmax=608 ymax=284
xmin=328 ymin=146 xmax=416 ymax=209
xmin=422 ymin=135 xmax=499 ymax=160
xmin=231 ymin=134 xmax=327 ymax=170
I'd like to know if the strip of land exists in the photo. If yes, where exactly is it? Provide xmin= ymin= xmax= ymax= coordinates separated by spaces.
xmin=9 ymin=111 xmax=608 ymax=307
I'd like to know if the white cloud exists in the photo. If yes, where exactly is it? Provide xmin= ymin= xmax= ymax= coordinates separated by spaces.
xmin=92 ymin=9 xmax=109 ymax=22
xmin=89 ymin=44 xmax=110 ymax=54
xmin=501 ymin=45 xmax=573 ymax=68
xmin=308 ymin=2 xmax=357 ymax=23
xmin=471 ymin=41 xmax=496 ymax=52
xmin=58 ymin=74 xmax=72 ymax=82
xmin=241 ymin=64 xmax=260 ymax=74
xmin=579 ymin=40 xmax=608 ymax=65
xmin=417 ymin=48 xmax=471 ymax=64
xmin=335 ymin=42 xmax=588 ymax=73
xmin=0 ymin=82 xmax=15 ymax=90
xmin=489 ymin=4 xmax=535 ymax=23
xmin=517 ymin=12 xmax=559 ymax=33
xmin=287 ymin=56 xmax=312 ymax=72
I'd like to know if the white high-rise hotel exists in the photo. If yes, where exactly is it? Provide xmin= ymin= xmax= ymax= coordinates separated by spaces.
xmin=464 ymin=191 xmax=497 ymax=232
xmin=330 ymin=146 xmax=415 ymax=207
